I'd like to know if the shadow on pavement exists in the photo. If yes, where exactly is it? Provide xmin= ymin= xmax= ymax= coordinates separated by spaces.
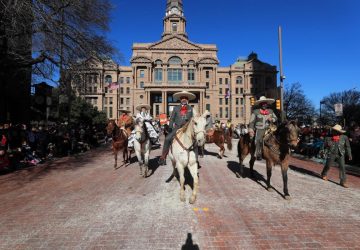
xmin=181 ymin=233 xmax=199 ymax=250
xmin=227 ymin=160 xmax=285 ymax=199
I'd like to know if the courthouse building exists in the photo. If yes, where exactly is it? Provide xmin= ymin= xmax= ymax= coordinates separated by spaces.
xmin=70 ymin=0 xmax=278 ymax=124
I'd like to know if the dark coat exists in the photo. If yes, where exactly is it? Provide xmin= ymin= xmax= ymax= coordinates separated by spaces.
xmin=169 ymin=105 xmax=193 ymax=129
xmin=324 ymin=135 xmax=352 ymax=159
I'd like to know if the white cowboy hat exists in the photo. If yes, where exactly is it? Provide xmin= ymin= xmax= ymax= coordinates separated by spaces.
xmin=173 ymin=91 xmax=196 ymax=101
xmin=135 ymin=104 xmax=151 ymax=111
xmin=119 ymin=109 xmax=131 ymax=113
xmin=254 ymin=96 xmax=275 ymax=105
xmin=332 ymin=124 xmax=346 ymax=133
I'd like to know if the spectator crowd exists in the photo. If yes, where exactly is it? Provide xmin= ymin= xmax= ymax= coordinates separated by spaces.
xmin=0 ymin=122 xmax=106 ymax=172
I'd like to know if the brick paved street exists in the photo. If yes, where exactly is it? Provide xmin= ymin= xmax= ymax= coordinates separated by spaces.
xmin=0 ymin=139 xmax=359 ymax=250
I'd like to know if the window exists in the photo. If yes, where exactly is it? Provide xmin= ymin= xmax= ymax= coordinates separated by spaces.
xmin=206 ymin=82 xmax=209 ymax=89
xmin=241 ymin=98 xmax=244 ymax=105
xmin=225 ymin=78 xmax=229 ymax=85
xmin=120 ymin=77 xmax=124 ymax=84
xmin=155 ymin=105 xmax=160 ymax=116
xmin=120 ymin=87 xmax=124 ymax=94
xmin=104 ymin=97 xmax=108 ymax=105
xmin=219 ymin=98 xmax=223 ymax=105
xmin=236 ymin=107 xmax=239 ymax=118
xmin=206 ymin=71 xmax=210 ymax=79
xmin=168 ymin=69 xmax=182 ymax=82
xmin=219 ymin=78 xmax=223 ymax=85
xmin=120 ymin=98 xmax=124 ymax=105
xmin=235 ymin=88 xmax=239 ymax=94
xmin=109 ymin=107 xmax=113 ymax=118
xmin=126 ymin=87 xmax=130 ymax=94
xmin=140 ymin=70 xmax=145 ymax=78
xmin=225 ymin=107 xmax=229 ymax=118
xmin=140 ymin=82 xmax=145 ymax=88
xmin=206 ymin=104 xmax=210 ymax=112
xmin=250 ymin=78 xmax=254 ymax=84
xmin=220 ymin=107 xmax=223 ymax=118
xmin=155 ymin=60 xmax=162 ymax=66
xmin=109 ymin=97 xmax=113 ymax=105
xmin=94 ymin=75 xmax=98 ymax=83
xmin=155 ymin=69 xmax=163 ymax=82
xmin=105 ymin=75 xmax=112 ymax=84
xmin=172 ymin=22 xmax=178 ymax=32
xmin=240 ymin=88 xmax=244 ymax=94
xmin=188 ymin=69 xmax=195 ymax=82
xmin=188 ymin=60 xmax=195 ymax=66
xmin=105 ymin=87 xmax=108 ymax=93
xmin=168 ymin=56 xmax=182 ymax=65
xmin=93 ymin=98 xmax=98 ymax=105
xmin=241 ymin=107 xmax=244 ymax=117
xmin=225 ymin=98 xmax=229 ymax=105
xmin=236 ymin=98 xmax=239 ymax=105
xmin=219 ymin=88 xmax=223 ymax=94
xmin=236 ymin=76 xmax=243 ymax=84
xmin=126 ymin=77 xmax=130 ymax=84
xmin=126 ymin=98 xmax=130 ymax=105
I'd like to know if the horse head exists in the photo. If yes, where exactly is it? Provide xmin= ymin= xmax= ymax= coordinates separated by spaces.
xmin=191 ymin=110 xmax=209 ymax=146
xmin=106 ymin=120 xmax=116 ymax=136
xmin=135 ymin=117 xmax=147 ymax=142
xmin=279 ymin=120 xmax=300 ymax=148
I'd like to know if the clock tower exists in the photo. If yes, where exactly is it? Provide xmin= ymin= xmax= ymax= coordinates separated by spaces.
xmin=163 ymin=0 xmax=187 ymax=39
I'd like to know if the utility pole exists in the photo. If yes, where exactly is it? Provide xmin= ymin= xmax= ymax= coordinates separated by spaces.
xmin=278 ymin=26 xmax=285 ymax=122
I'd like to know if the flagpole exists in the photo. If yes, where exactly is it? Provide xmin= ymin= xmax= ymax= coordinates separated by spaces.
xmin=278 ymin=26 xmax=285 ymax=122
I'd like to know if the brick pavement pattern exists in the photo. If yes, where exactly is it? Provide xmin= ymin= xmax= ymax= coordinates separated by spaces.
xmin=0 ymin=139 xmax=359 ymax=250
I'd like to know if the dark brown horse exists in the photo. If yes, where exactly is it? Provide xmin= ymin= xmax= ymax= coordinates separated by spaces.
xmin=199 ymin=128 xmax=232 ymax=159
xmin=106 ymin=120 xmax=130 ymax=169
xmin=237 ymin=121 xmax=299 ymax=199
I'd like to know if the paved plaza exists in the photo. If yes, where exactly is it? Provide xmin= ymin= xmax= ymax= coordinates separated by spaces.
xmin=0 ymin=140 xmax=359 ymax=250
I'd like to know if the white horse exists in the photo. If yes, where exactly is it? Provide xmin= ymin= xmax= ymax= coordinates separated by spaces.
xmin=168 ymin=110 xmax=209 ymax=204
xmin=134 ymin=118 xmax=151 ymax=178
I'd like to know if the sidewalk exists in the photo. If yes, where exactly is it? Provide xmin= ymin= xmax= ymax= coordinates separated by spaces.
xmin=292 ymin=153 xmax=360 ymax=177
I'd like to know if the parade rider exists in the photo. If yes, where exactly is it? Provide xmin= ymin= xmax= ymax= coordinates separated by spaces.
xmin=158 ymin=91 xmax=195 ymax=166
xmin=321 ymin=124 xmax=352 ymax=188
xmin=135 ymin=104 xmax=160 ymax=145
xmin=118 ymin=109 xmax=134 ymax=136
xmin=248 ymin=96 xmax=278 ymax=161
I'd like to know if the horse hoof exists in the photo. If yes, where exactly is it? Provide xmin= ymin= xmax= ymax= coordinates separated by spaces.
xmin=189 ymin=196 xmax=196 ymax=204
xmin=285 ymin=195 xmax=291 ymax=200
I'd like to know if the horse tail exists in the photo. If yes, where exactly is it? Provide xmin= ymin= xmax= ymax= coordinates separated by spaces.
xmin=225 ymin=130 xmax=233 ymax=151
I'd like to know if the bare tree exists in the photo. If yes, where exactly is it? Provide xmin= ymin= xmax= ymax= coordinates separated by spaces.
xmin=284 ymin=82 xmax=316 ymax=123
xmin=321 ymin=89 xmax=360 ymax=126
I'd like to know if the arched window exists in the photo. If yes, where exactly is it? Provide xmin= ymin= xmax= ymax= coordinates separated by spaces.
xmin=236 ymin=76 xmax=243 ymax=84
xmin=168 ymin=56 xmax=182 ymax=65
xmin=155 ymin=59 xmax=162 ymax=66
xmin=105 ymin=75 xmax=112 ymax=84
xmin=188 ymin=60 xmax=195 ymax=66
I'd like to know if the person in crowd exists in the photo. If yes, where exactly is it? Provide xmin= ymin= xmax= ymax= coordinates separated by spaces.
xmin=348 ymin=122 xmax=360 ymax=164
xmin=321 ymin=124 xmax=352 ymax=188
xmin=158 ymin=91 xmax=195 ymax=166
xmin=248 ymin=96 xmax=278 ymax=161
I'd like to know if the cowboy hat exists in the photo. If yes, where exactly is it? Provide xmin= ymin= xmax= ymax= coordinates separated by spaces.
xmin=135 ymin=104 xmax=151 ymax=111
xmin=332 ymin=124 xmax=346 ymax=133
xmin=173 ymin=91 xmax=196 ymax=101
xmin=119 ymin=109 xmax=131 ymax=113
xmin=254 ymin=96 xmax=275 ymax=105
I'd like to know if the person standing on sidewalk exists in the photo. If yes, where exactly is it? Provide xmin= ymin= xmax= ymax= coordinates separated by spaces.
xmin=321 ymin=124 xmax=352 ymax=188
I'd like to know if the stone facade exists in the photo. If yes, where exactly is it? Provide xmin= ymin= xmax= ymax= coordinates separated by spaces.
xmin=70 ymin=0 xmax=278 ymax=124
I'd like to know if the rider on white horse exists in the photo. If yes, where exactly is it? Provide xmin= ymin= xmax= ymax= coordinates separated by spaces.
xmin=135 ymin=104 xmax=159 ymax=145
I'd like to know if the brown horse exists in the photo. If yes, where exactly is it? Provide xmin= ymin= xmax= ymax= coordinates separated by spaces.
xmin=200 ymin=128 xmax=232 ymax=159
xmin=106 ymin=120 xmax=130 ymax=169
xmin=237 ymin=121 xmax=299 ymax=199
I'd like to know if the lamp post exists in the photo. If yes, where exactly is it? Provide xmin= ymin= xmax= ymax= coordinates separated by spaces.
xmin=320 ymin=100 xmax=325 ymax=125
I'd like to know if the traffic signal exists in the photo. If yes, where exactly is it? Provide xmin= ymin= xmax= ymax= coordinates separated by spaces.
xmin=250 ymin=97 xmax=255 ymax=106
xmin=276 ymin=99 xmax=281 ymax=110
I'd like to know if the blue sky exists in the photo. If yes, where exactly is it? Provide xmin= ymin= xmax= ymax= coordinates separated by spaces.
xmin=107 ymin=0 xmax=359 ymax=107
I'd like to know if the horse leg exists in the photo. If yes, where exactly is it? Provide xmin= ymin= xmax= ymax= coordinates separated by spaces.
xmin=114 ymin=149 xmax=118 ymax=169
xmin=188 ymin=162 xmax=199 ymax=204
xmin=266 ymin=160 xmax=273 ymax=191
xmin=143 ymin=144 xmax=150 ymax=178
xmin=177 ymin=163 xmax=186 ymax=202
xmin=282 ymin=163 xmax=291 ymax=200
xmin=135 ymin=143 xmax=143 ymax=176
xmin=249 ymin=152 xmax=256 ymax=178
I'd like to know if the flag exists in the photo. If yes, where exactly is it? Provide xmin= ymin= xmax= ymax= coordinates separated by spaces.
xmin=225 ymin=89 xmax=231 ymax=99
xmin=108 ymin=82 xmax=119 ymax=90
